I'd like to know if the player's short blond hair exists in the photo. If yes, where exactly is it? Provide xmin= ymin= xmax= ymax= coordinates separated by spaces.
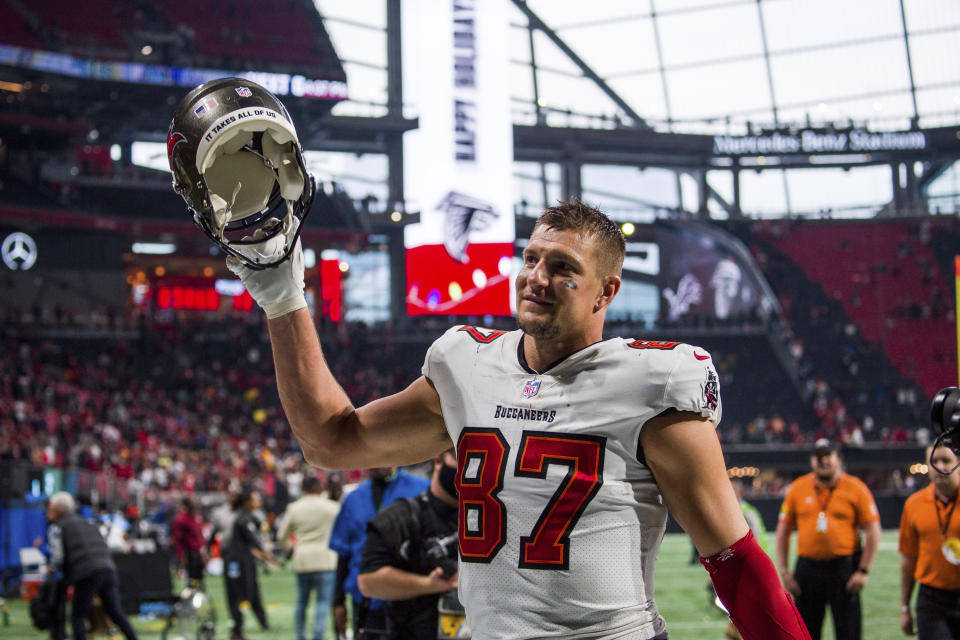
xmin=534 ymin=200 xmax=626 ymax=278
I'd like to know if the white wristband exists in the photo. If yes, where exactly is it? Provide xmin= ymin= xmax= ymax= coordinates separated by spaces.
xmin=264 ymin=294 xmax=308 ymax=319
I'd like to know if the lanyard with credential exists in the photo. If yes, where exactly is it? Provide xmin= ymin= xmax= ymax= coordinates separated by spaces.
xmin=935 ymin=493 xmax=960 ymax=565
xmin=814 ymin=484 xmax=835 ymax=533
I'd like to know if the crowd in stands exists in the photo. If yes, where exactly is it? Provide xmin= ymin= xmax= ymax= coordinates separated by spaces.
xmin=713 ymin=217 xmax=954 ymax=454
xmin=756 ymin=217 xmax=956 ymax=399
xmin=0 ymin=308 xmax=423 ymax=504
xmin=0 ymin=215 xmax=953 ymax=505
xmin=0 ymin=280 xmax=938 ymax=505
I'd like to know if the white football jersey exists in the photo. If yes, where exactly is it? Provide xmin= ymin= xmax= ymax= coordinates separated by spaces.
xmin=422 ymin=326 xmax=722 ymax=640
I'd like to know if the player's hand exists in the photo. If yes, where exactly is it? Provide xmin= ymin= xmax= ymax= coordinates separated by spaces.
xmin=780 ymin=570 xmax=800 ymax=597
xmin=423 ymin=566 xmax=458 ymax=594
xmin=901 ymin=607 xmax=915 ymax=635
xmin=845 ymin=570 xmax=868 ymax=594
xmin=225 ymin=230 xmax=306 ymax=318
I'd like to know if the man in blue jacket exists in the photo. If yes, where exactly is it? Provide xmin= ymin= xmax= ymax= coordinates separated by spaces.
xmin=329 ymin=467 xmax=428 ymax=637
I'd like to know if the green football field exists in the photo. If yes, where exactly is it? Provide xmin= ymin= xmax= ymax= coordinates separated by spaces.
xmin=1 ymin=531 xmax=904 ymax=639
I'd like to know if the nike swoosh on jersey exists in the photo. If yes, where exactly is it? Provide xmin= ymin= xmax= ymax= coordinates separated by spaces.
xmin=693 ymin=352 xmax=710 ymax=360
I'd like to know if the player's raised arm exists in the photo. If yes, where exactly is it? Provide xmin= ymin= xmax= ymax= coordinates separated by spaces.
xmin=265 ymin=306 xmax=451 ymax=469
xmin=165 ymin=78 xmax=451 ymax=470
xmin=641 ymin=411 xmax=810 ymax=639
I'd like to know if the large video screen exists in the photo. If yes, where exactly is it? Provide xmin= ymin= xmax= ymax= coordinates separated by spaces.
xmin=402 ymin=1 xmax=515 ymax=317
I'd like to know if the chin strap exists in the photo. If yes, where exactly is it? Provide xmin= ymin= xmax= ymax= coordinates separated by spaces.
xmin=700 ymin=531 xmax=811 ymax=640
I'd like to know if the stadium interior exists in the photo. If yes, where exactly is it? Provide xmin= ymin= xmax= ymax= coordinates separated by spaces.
xmin=1 ymin=1 xmax=959 ymax=638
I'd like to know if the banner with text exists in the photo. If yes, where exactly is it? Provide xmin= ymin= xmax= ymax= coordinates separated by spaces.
xmin=402 ymin=0 xmax=515 ymax=316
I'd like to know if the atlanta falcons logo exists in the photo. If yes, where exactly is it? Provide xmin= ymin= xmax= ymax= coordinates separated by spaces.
xmin=438 ymin=191 xmax=499 ymax=263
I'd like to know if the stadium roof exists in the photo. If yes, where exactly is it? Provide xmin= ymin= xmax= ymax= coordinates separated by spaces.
xmin=317 ymin=0 xmax=960 ymax=218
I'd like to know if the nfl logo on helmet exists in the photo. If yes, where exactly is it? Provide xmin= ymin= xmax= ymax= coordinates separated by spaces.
xmin=521 ymin=379 xmax=541 ymax=398
xmin=235 ymin=86 xmax=253 ymax=97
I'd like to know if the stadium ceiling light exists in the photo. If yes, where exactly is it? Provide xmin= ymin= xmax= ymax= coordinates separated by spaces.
xmin=132 ymin=242 xmax=176 ymax=255
xmin=141 ymin=45 xmax=153 ymax=56
xmin=390 ymin=211 xmax=403 ymax=222
xmin=0 ymin=80 xmax=24 ymax=93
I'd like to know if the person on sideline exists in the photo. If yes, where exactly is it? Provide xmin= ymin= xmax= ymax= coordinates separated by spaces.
xmin=777 ymin=438 xmax=881 ymax=640
xmin=278 ymin=474 xmax=341 ymax=640
xmin=223 ymin=489 xmax=281 ymax=640
xmin=899 ymin=444 xmax=960 ymax=638
xmin=171 ymin=496 xmax=206 ymax=586
xmin=358 ymin=450 xmax=460 ymax=639
xmin=329 ymin=467 xmax=429 ymax=637
xmin=45 ymin=492 xmax=140 ymax=640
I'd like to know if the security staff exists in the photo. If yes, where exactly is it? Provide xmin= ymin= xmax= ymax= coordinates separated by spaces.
xmin=45 ymin=492 xmax=140 ymax=640
xmin=900 ymin=445 xmax=960 ymax=638
xmin=776 ymin=439 xmax=881 ymax=640
xmin=358 ymin=450 xmax=460 ymax=640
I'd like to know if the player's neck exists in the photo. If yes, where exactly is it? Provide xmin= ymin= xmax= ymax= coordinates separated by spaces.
xmin=522 ymin=332 xmax=597 ymax=373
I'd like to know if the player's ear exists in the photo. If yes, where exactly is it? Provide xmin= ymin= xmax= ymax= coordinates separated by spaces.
xmin=594 ymin=275 xmax=621 ymax=313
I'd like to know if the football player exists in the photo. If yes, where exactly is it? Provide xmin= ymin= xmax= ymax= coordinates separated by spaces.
xmin=169 ymin=78 xmax=809 ymax=640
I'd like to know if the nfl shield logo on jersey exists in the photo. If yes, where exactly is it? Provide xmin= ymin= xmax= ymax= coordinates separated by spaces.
xmin=521 ymin=379 xmax=541 ymax=398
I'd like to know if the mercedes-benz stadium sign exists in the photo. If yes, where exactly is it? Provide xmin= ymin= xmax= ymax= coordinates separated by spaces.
xmin=2 ymin=232 xmax=38 ymax=271
xmin=713 ymin=128 xmax=927 ymax=156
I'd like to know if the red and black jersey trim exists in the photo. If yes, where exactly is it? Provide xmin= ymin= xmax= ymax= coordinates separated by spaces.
xmin=627 ymin=339 xmax=680 ymax=350
xmin=518 ymin=335 xmax=609 ymax=375
xmin=459 ymin=325 xmax=507 ymax=344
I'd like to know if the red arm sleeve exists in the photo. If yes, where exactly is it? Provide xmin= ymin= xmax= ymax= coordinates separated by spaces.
xmin=700 ymin=530 xmax=811 ymax=640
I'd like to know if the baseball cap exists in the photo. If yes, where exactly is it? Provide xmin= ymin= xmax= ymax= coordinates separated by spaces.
xmin=813 ymin=438 xmax=836 ymax=455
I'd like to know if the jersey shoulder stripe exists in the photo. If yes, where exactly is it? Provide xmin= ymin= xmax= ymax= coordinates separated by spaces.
xmin=626 ymin=339 xmax=680 ymax=350
xmin=458 ymin=325 xmax=508 ymax=344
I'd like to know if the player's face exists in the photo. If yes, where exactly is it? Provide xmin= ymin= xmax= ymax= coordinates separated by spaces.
xmin=929 ymin=446 xmax=960 ymax=495
xmin=516 ymin=226 xmax=605 ymax=340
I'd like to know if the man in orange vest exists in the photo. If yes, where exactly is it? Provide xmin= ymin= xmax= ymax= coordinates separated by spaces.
xmin=776 ymin=439 xmax=881 ymax=640
xmin=900 ymin=444 xmax=960 ymax=638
